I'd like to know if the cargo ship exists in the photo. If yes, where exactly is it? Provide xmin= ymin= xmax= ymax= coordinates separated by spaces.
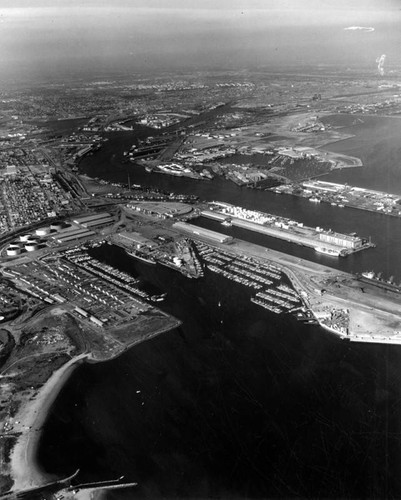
xmin=314 ymin=247 xmax=345 ymax=257
xmin=126 ymin=249 xmax=156 ymax=265
xmin=358 ymin=271 xmax=401 ymax=294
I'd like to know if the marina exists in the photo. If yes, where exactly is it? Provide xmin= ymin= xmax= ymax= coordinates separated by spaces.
xmin=195 ymin=241 xmax=304 ymax=316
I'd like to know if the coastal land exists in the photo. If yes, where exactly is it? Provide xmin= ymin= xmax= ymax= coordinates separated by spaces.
xmin=227 ymin=239 xmax=401 ymax=343
xmin=0 ymin=287 xmax=180 ymax=497
xmin=2 ymin=70 xmax=401 ymax=498
xmin=3 ymin=187 xmax=401 ymax=497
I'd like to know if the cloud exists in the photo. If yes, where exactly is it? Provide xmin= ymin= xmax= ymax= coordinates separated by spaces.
xmin=344 ymin=26 xmax=375 ymax=31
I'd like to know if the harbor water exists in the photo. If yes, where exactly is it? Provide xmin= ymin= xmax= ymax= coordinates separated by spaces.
xmin=38 ymin=114 xmax=401 ymax=498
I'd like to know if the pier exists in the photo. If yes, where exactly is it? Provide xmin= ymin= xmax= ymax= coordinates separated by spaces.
xmin=174 ymin=224 xmax=401 ymax=345
xmin=200 ymin=201 xmax=374 ymax=257
xmin=273 ymin=180 xmax=401 ymax=217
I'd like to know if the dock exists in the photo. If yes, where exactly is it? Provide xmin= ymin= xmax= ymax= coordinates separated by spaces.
xmin=172 ymin=223 xmax=401 ymax=345
xmin=272 ymin=180 xmax=401 ymax=217
xmin=200 ymin=201 xmax=374 ymax=256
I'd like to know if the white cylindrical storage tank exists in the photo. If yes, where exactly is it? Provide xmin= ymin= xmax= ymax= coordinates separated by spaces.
xmin=36 ymin=227 xmax=50 ymax=236
xmin=25 ymin=240 xmax=39 ymax=252
xmin=7 ymin=245 xmax=21 ymax=256
xmin=50 ymin=223 xmax=63 ymax=231
xmin=25 ymin=244 xmax=39 ymax=252
xmin=19 ymin=234 xmax=31 ymax=242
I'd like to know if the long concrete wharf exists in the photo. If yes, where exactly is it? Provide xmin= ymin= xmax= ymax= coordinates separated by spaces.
xmin=175 ymin=221 xmax=401 ymax=345
xmin=201 ymin=203 xmax=374 ymax=256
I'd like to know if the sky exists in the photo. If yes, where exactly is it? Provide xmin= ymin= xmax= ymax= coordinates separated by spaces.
xmin=0 ymin=0 xmax=400 ymax=80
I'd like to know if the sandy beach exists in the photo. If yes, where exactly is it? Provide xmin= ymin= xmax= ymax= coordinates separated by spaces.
xmin=9 ymin=353 xmax=89 ymax=492
xmin=57 ymin=485 xmax=133 ymax=500
xmin=5 ymin=316 xmax=179 ymax=496
xmin=73 ymin=489 xmax=107 ymax=500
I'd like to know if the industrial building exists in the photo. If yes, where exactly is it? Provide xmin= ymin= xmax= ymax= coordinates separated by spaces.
xmin=80 ymin=216 xmax=114 ymax=228
xmin=73 ymin=212 xmax=113 ymax=228
xmin=173 ymin=221 xmax=233 ymax=244
xmin=200 ymin=210 xmax=226 ymax=221
xmin=319 ymin=232 xmax=363 ymax=249
xmin=54 ymin=227 xmax=95 ymax=243
xmin=127 ymin=202 xmax=193 ymax=219
xmin=302 ymin=180 xmax=343 ymax=193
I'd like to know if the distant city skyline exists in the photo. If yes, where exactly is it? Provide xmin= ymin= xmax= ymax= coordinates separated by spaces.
xmin=0 ymin=0 xmax=400 ymax=80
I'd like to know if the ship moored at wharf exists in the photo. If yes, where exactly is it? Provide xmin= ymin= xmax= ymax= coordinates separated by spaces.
xmin=315 ymin=246 xmax=346 ymax=257
xmin=126 ymin=249 xmax=157 ymax=265
xmin=201 ymin=201 xmax=374 ymax=256
xmin=170 ymin=221 xmax=401 ymax=345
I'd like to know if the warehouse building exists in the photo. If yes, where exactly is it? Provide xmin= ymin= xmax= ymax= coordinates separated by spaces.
xmin=55 ymin=228 xmax=95 ymax=243
xmin=73 ymin=212 xmax=112 ymax=225
xmin=319 ymin=231 xmax=363 ymax=249
xmin=118 ymin=231 xmax=158 ymax=249
xmin=173 ymin=221 xmax=233 ymax=244
xmin=80 ymin=216 xmax=114 ymax=228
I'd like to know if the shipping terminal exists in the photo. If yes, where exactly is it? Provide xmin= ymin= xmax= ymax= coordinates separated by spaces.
xmin=170 ymin=221 xmax=401 ymax=346
xmin=199 ymin=201 xmax=374 ymax=256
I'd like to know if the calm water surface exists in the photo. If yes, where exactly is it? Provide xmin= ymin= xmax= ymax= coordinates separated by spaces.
xmin=38 ymin=114 xmax=401 ymax=498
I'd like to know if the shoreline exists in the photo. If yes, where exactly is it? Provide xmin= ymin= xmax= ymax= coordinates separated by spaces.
xmin=9 ymin=353 xmax=89 ymax=492
xmin=6 ymin=317 xmax=181 ymax=495
xmin=197 ymin=237 xmax=401 ymax=342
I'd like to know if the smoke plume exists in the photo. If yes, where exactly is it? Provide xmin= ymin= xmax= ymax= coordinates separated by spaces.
xmin=376 ymin=54 xmax=386 ymax=76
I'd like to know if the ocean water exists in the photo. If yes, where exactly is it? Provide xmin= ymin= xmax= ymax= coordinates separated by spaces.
xmin=323 ymin=114 xmax=401 ymax=195
xmin=38 ymin=114 xmax=401 ymax=498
